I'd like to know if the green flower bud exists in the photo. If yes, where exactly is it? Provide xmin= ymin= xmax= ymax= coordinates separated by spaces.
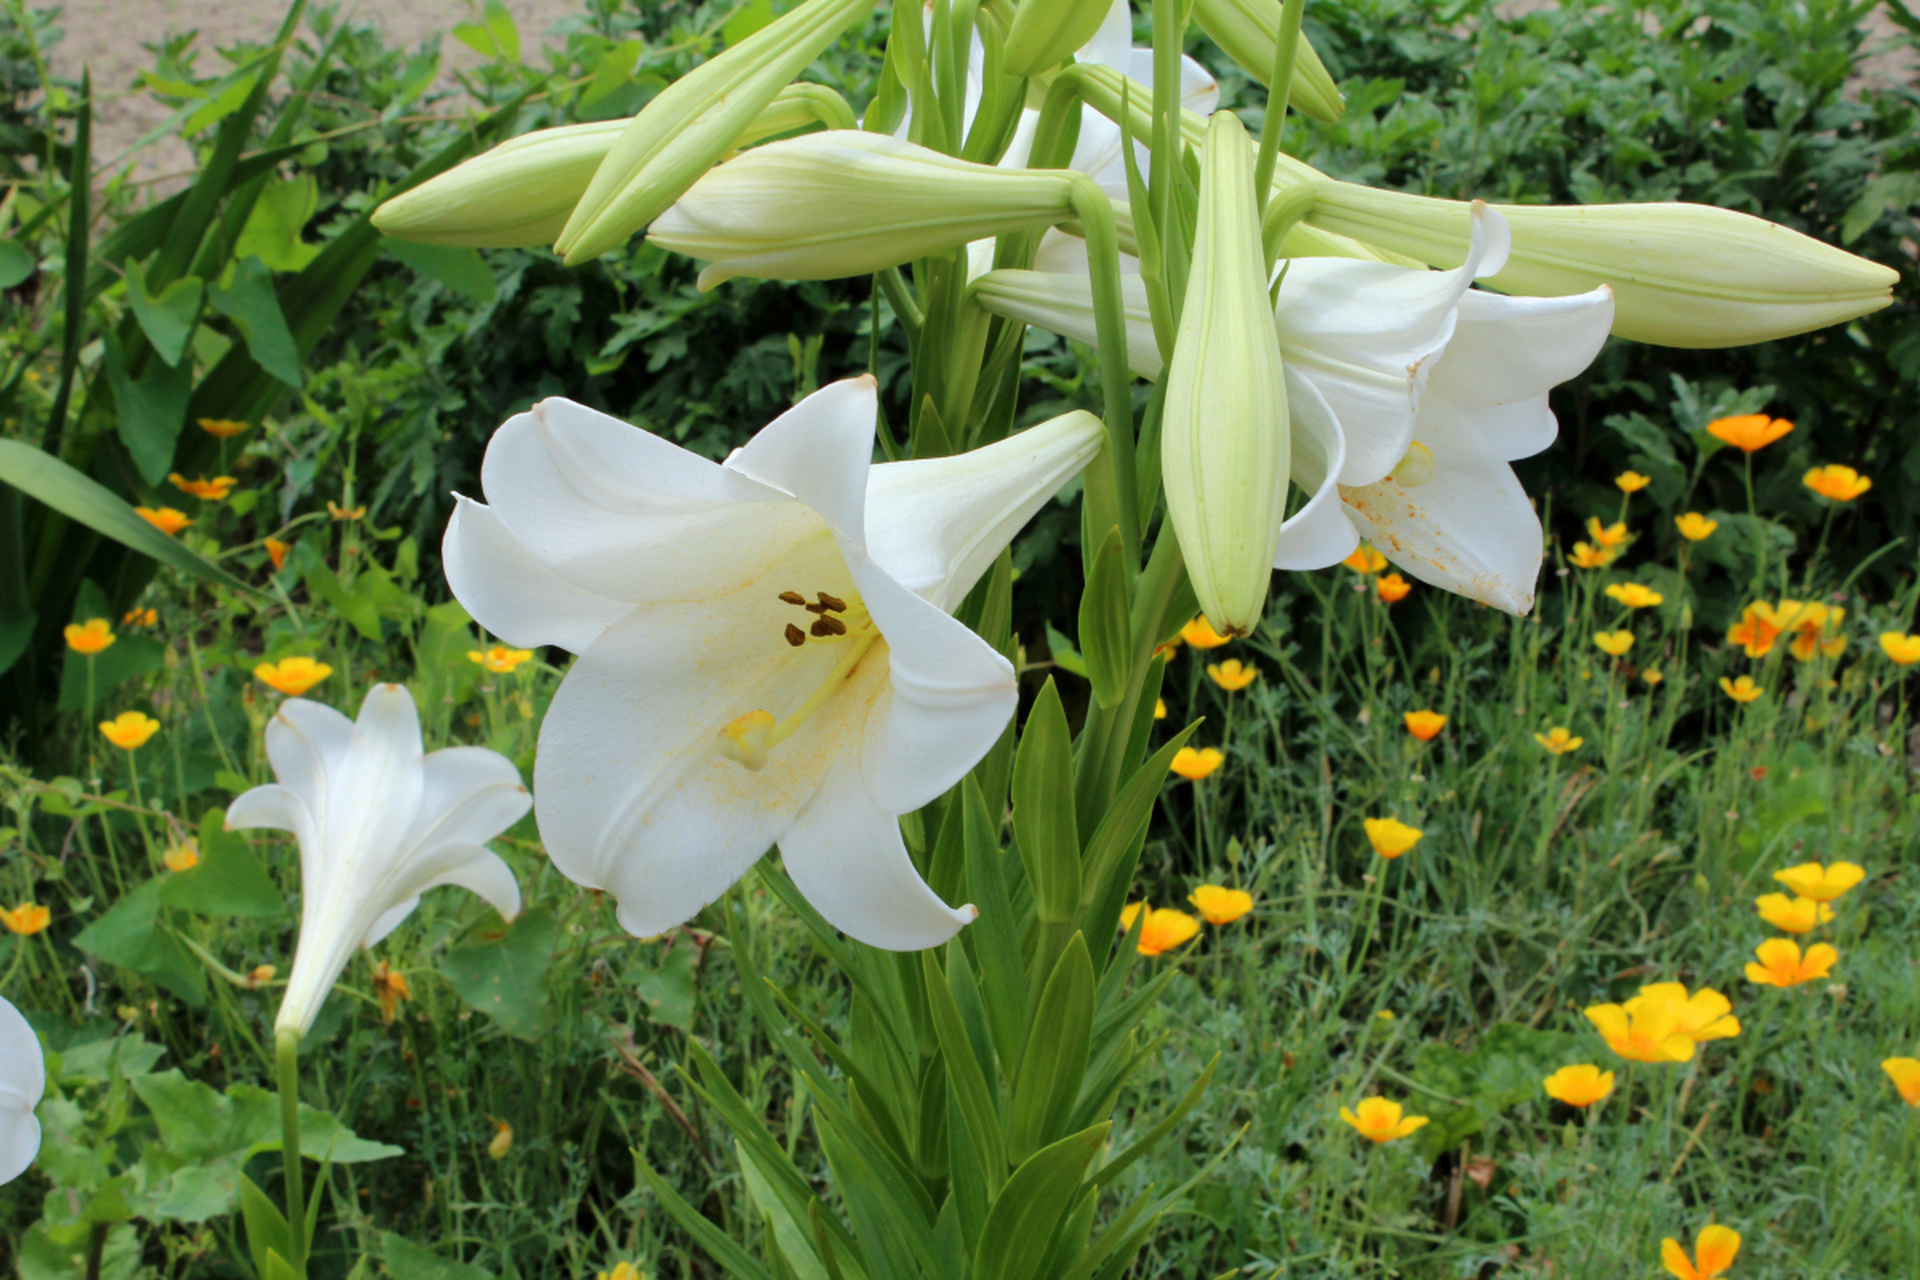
xmin=1190 ymin=0 xmax=1344 ymax=122
xmin=1286 ymin=167 xmax=1898 ymax=347
xmin=648 ymin=131 xmax=1078 ymax=290
xmin=554 ymin=0 xmax=873 ymax=265
xmin=1003 ymin=0 xmax=1117 ymax=77
xmin=373 ymin=120 xmax=629 ymax=249
xmin=1162 ymin=113 xmax=1290 ymax=637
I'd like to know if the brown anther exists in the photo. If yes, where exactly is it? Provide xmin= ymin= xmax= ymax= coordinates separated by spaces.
xmin=784 ymin=624 xmax=807 ymax=647
xmin=815 ymin=592 xmax=848 ymax=613
xmin=810 ymin=616 xmax=848 ymax=638
xmin=804 ymin=601 xmax=830 ymax=615
xmin=778 ymin=591 xmax=807 ymax=606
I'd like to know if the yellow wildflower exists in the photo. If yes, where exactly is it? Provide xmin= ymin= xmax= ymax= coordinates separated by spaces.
xmin=468 ymin=646 xmax=536 ymax=674
xmin=1188 ymin=885 xmax=1253 ymax=925
xmin=100 ymin=711 xmax=161 ymax=749
xmin=1542 ymin=1064 xmax=1614 ymax=1108
xmin=1207 ymin=658 xmax=1259 ymax=691
xmin=1878 ymin=632 xmax=1920 ymax=665
xmin=135 ymin=507 xmax=192 ymax=535
xmin=1674 ymin=512 xmax=1718 ymax=541
xmin=1661 ymin=1226 xmax=1740 ymax=1280
xmin=1719 ymin=675 xmax=1763 ymax=703
xmin=1604 ymin=583 xmax=1663 ymax=609
xmin=1180 ymin=617 xmax=1232 ymax=649
xmin=254 ymin=657 xmax=333 ymax=696
xmin=1338 ymin=1096 xmax=1428 ymax=1144
xmin=1593 ymin=631 xmax=1634 ymax=657
xmin=1771 ymin=860 xmax=1864 ymax=902
xmin=1707 ymin=412 xmax=1793 ymax=452
xmin=63 ymin=618 xmax=116 ymax=654
xmin=1364 ymin=818 xmax=1422 ymax=859
xmin=1615 ymin=471 xmax=1651 ymax=493
xmin=1170 ymin=747 xmax=1225 ymax=780
xmin=1 ymin=902 xmax=51 ymax=935
xmin=1534 ymin=726 xmax=1582 ymax=755
xmin=1744 ymin=938 xmax=1837 ymax=988
xmin=1802 ymin=464 xmax=1870 ymax=502
xmin=1753 ymin=893 xmax=1833 ymax=934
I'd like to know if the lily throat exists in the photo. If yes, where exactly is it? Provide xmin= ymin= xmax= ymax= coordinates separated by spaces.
xmin=718 ymin=586 xmax=880 ymax=771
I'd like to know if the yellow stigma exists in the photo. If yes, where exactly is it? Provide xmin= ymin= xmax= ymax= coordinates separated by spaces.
xmin=718 ymin=586 xmax=881 ymax=770
xmin=718 ymin=709 xmax=777 ymax=770
xmin=1391 ymin=441 xmax=1435 ymax=488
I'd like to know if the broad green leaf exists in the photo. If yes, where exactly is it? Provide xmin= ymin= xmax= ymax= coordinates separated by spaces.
xmin=1042 ymin=621 xmax=1088 ymax=677
xmin=384 ymin=239 xmax=497 ymax=304
xmin=123 ymin=256 xmax=204 ymax=367
xmin=303 ymin=560 xmax=381 ymax=640
xmin=1006 ymin=934 xmax=1093 ymax=1164
xmin=381 ymin=1233 xmax=495 ymax=1280
xmin=635 ymin=937 xmax=699 ymax=1029
xmin=973 ymin=1124 xmax=1109 ymax=1280
xmin=1010 ymin=678 xmax=1079 ymax=924
xmin=17 ymin=1221 xmax=142 ymax=1280
xmin=210 ymin=256 xmax=302 ymax=388
xmin=158 ymin=808 xmax=285 ymax=917
xmin=0 ymin=439 xmax=261 ymax=595
xmin=437 ymin=908 xmax=557 ymax=1040
xmin=56 ymin=634 xmax=166 ymax=713
xmin=56 ymin=1034 xmax=167 ymax=1085
xmin=1077 ymin=526 xmax=1130 ymax=708
xmin=103 ymin=328 xmax=193 ymax=484
xmin=71 ymin=880 xmax=208 ymax=1007
xmin=0 ymin=236 xmax=32 ymax=287
xmin=235 ymin=176 xmax=323 ymax=273
xmin=452 ymin=0 xmax=521 ymax=62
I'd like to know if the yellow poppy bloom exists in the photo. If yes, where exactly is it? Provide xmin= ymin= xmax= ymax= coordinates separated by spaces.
xmin=1342 ymin=544 xmax=1387 ymax=574
xmin=1569 ymin=541 xmax=1617 ymax=569
xmin=254 ymin=657 xmax=334 ymax=696
xmin=1593 ymin=630 xmax=1634 ymax=657
xmin=1180 ymin=616 xmax=1232 ymax=649
xmin=1707 ymin=411 xmax=1793 ymax=451
xmin=1542 ymin=1063 xmax=1614 ymax=1108
xmin=1534 ymin=726 xmax=1582 ymax=755
xmin=1374 ymin=573 xmax=1411 ymax=603
xmin=1642 ymin=667 xmax=1664 ymax=686
xmin=1585 ymin=517 xmax=1630 ymax=548
xmin=63 ymin=618 xmax=116 ymax=654
xmin=1633 ymin=982 xmax=1739 ymax=1043
xmin=122 ymin=608 xmax=157 ymax=627
xmin=1771 ymin=860 xmax=1864 ymax=902
xmin=1364 ymin=817 xmax=1422 ymax=859
xmin=1614 ymin=471 xmax=1651 ymax=493
xmin=1767 ymin=600 xmax=1844 ymax=661
xmin=264 ymin=537 xmax=292 ymax=570
xmin=1338 ymin=1096 xmax=1428 ymax=1144
xmin=162 ymin=840 xmax=200 ymax=872
xmin=1725 ymin=604 xmax=1780 ymax=658
xmin=1207 ymin=658 xmax=1259 ymax=691
xmin=100 ymin=711 xmax=161 ymax=749
xmin=1583 ymin=997 xmax=1695 ymax=1064
xmin=1719 ymin=675 xmax=1763 ymax=703
xmin=468 ymin=646 xmax=536 ymax=674
xmin=1605 ymin=583 xmax=1663 ymax=609
xmin=1403 ymin=709 xmax=1446 ymax=741
xmin=1170 ymin=747 xmax=1225 ymax=780
xmin=168 ymin=473 xmax=237 ymax=501
xmin=135 ymin=507 xmax=192 ymax=535
xmin=1674 ymin=512 xmax=1718 ymax=541
xmin=488 ymin=1120 xmax=514 ymax=1160
xmin=1884 ymin=1057 xmax=1920 ymax=1107
xmin=1753 ymin=893 xmax=1833 ymax=934
xmin=1744 ymin=937 xmax=1838 ymax=988
xmin=1661 ymin=1225 xmax=1740 ymax=1280
xmin=1153 ymin=697 xmax=1167 ymax=720
xmin=198 ymin=417 xmax=250 ymax=438
xmin=597 ymin=1264 xmax=644 ymax=1280
xmin=1 ymin=902 xmax=51 ymax=935
xmin=1188 ymin=885 xmax=1253 ymax=925
xmin=1879 ymin=632 xmax=1920 ymax=665
xmin=1135 ymin=907 xmax=1200 ymax=956
xmin=1802 ymin=464 xmax=1870 ymax=501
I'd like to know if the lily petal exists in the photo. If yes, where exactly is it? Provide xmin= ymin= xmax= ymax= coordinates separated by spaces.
xmin=1425 ymin=285 xmax=1615 ymax=460
xmin=444 ymin=495 xmax=630 ymax=653
xmin=260 ymin=699 xmax=353 ymax=830
xmin=0 ymin=996 xmax=44 ymax=1186
xmin=1271 ymin=366 xmax=1361 ymax=570
xmin=724 ymin=375 xmax=876 ymax=545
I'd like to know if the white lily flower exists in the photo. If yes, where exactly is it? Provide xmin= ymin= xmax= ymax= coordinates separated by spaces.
xmin=442 ymin=378 xmax=1104 ymax=951
xmin=973 ymin=205 xmax=1616 ymax=612
xmin=0 ymin=995 xmax=43 ymax=1186
xmin=228 ymin=685 xmax=531 ymax=1038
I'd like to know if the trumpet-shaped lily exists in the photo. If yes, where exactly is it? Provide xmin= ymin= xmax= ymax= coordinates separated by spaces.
xmin=975 ymin=204 xmax=1616 ymax=612
xmin=227 ymin=684 xmax=531 ymax=1038
xmin=442 ymin=377 xmax=1103 ymax=950
xmin=0 ymin=995 xmax=43 ymax=1186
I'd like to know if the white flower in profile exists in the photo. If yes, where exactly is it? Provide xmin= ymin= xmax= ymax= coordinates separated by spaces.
xmin=1 ymin=994 xmax=44 ymax=1186
xmin=973 ymin=205 xmax=1616 ymax=612
xmin=443 ymin=377 xmax=1103 ymax=951
xmin=227 ymin=684 xmax=531 ymax=1038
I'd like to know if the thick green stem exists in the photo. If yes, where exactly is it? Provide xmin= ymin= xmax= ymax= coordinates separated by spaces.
xmin=1067 ymin=175 xmax=1141 ymax=570
xmin=276 ymin=1028 xmax=307 ymax=1269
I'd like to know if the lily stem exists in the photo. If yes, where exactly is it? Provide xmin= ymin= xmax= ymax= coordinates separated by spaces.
xmin=276 ymin=1027 xmax=306 ymax=1270
xmin=1253 ymin=0 xmax=1307 ymax=210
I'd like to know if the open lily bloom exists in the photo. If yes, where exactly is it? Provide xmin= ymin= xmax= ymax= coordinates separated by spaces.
xmin=443 ymin=377 xmax=1103 ymax=950
xmin=0 ymin=994 xmax=43 ymax=1185
xmin=973 ymin=204 xmax=1615 ymax=612
xmin=228 ymin=685 xmax=531 ymax=1037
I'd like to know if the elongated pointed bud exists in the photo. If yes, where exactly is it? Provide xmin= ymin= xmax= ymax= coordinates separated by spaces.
xmin=373 ymin=119 xmax=630 ymax=248
xmin=1289 ymin=171 xmax=1898 ymax=347
xmin=554 ymin=0 xmax=872 ymax=265
xmin=648 ymin=132 xmax=1078 ymax=290
xmin=1190 ymin=0 xmax=1344 ymax=122
xmin=1002 ymin=0 xmax=1117 ymax=76
xmin=1162 ymin=113 xmax=1289 ymax=637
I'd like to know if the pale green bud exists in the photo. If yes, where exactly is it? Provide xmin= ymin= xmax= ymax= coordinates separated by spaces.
xmin=554 ymin=0 xmax=872 ymax=265
xmin=373 ymin=119 xmax=629 ymax=249
xmin=1162 ymin=112 xmax=1290 ymax=637
xmin=1003 ymin=0 xmax=1116 ymax=77
xmin=1289 ymin=170 xmax=1898 ymax=347
xmin=648 ymin=131 xmax=1078 ymax=290
xmin=1190 ymin=0 xmax=1345 ymax=122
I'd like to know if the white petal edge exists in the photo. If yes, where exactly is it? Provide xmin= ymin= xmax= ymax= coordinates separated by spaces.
xmin=444 ymin=495 xmax=631 ymax=653
xmin=1272 ymin=367 xmax=1361 ymax=570
xmin=1423 ymin=284 xmax=1615 ymax=460
xmin=0 ymin=994 xmax=45 ymax=1186
xmin=724 ymin=377 xmax=878 ymax=546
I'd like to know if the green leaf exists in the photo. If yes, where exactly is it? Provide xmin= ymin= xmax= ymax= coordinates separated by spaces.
xmin=635 ymin=937 xmax=699 ymax=1030
xmin=1410 ymin=1022 xmax=1589 ymax=1160
xmin=725 ymin=0 xmax=777 ymax=44
xmin=56 ymin=633 xmax=166 ymax=713
xmin=0 ymin=439 xmax=261 ymax=595
xmin=103 ymin=327 xmax=193 ymax=484
xmin=922 ymin=948 xmax=1008 ymax=1194
xmin=1011 ymin=678 xmax=1080 ymax=924
xmin=159 ymin=808 xmax=285 ymax=917
xmin=381 ymin=1233 xmax=495 ymax=1280
xmin=738 ymin=1140 xmax=831 ymax=1280
xmin=384 ymin=239 xmax=497 ymax=304
xmin=210 ymin=256 xmax=302 ymax=388
xmin=962 ymin=777 xmax=1027 ymax=1073
xmin=437 ymin=908 xmax=557 ymax=1040
xmin=1005 ymin=933 xmax=1093 ymax=1164
xmin=1080 ymin=722 xmax=1199 ymax=952
xmin=123 ymin=256 xmax=204 ymax=367
xmin=1042 ymin=621 xmax=1088 ymax=677
xmin=973 ymin=1124 xmax=1109 ymax=1280
xmin=452 ymin=0 xmax=521 ymax=62
xmin=240 ymin=1174 xmax=294 ymax=1280
xmin=71 ymin=880 xmax=208 ymax=1007
xmin=0 ymin=236 xmax=32 ymax=288
xmin=303 ymin=560 xmax=381 ymax=641
xmin=235 ymin=176 xmax=323 ymax=273
xmin=1077 ymin=526 xmax=1130 ymax=708
xmin=636 ymin=1153 xmax=777 ymax=1280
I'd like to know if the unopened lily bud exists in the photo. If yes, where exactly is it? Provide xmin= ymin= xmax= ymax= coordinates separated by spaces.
xmin=649 ymin=131 xmax=1078 ymax=290
xmin=374 ymin=120 xmax=629 ymax=248
xmin=1190 ymin=0 xmax=1344 ymax=122
xmin=555 ymin=0 xmax=872 ymax=265
xmin=1003 ymin=0 xmax=1116 ymax=76
xmin=1293 ymin=175 xmax=1897 ymax=347
xmin=1161 ymin=112 xmax=1290 ymax=637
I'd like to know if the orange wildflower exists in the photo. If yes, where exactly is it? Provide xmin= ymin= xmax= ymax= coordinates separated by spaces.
xmin=1802 ymin=464 xmax=1870 ymax=502
xmin=1338 ymin=1096 xmax=1428 ymax=1143
xmin=1771 ymin=861 xmax=1864 ymax=902
xmin=1674 ymin=512 xmax=1718 ymax=541
xmin=1707 ymin=412 xmax=1793 ymax=451
xmin=264 ymin=537 xmax=291 ymax=570
xmin=1725 ymin=604 xmax=1780 ymax=658
xmin=1374 ymin=573 xmax=1411 ymax=603
xmin=1584 ymin=997 xmax=1695 ymax=1064
xmin=1 ymin=902 xmax=51 ymax=935
xmin=1187 ymin=885 xmax=1253 ymax=925
xmin=1661 ymin=1226 xmax=1740 ymax=1280
xmin=1403 ymin=709 xmax=1446 ymax=741
xmin=1542 ymin=1064 xmax=1614 ymax=1108
xmin=99 ymin=711 xmax=161 ymax=749
xmin=1342 ymin=544 xmax=1387 ymax=574
xmin=372 ymin=961 xmax=411 ymax=1023
xmin=168 ymin=473 xmax=237 ymax=501
xmin=1170 ymin=747 xmax=1225 ymax=780
xmin=1744 ymin=938 xmax=1838 ymax=988
xmin=136 ymin=507 xmax=192 ymax=535
xmin=1884 ymin=1058 xmax=1920 ymax=1106
xmin=1753 ymin=893 xmax=1833 ymax=934
xmin=198 ymin=418 xmax=250 ymax=438
xmin=1207 ymin=658 xmax=1259 ymax=691
xmin=1878 ymin=632 xmax=1920 ymax=665
xmin=1180 ymin=617 xmax=1232 ymax=649
xmin=1586 ymin=517 xmax=1630 ymax=549
xmin=63 ymin=617 xmax=116 ymax=654
xmin=1569 ymin=541 xmax=1616 ymax=569
xmin=254 ymin=657 xmax=333 ymax=696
